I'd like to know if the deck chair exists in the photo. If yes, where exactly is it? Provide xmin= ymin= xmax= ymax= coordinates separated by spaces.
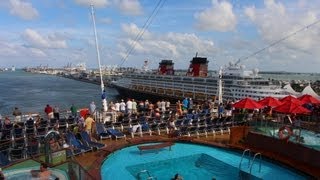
xmin=66 ymin=132 xmax=92 ymax=153
xmin=80 ymin=131 xmax=105 ymax=149
xmin=13 ymin=128 xmax=24 ymax=138
xmin=26 ymin=138 xmax=39 ymax=157
xmin=96 ymin=123 xmax=111 ymax=140
xmin=107 ymin=128 xmax=126 ymax=140
xmin=0 ymin=151 xmax=10 ymax=166
xmin=10 ymin=147 xmax=25 ymax=161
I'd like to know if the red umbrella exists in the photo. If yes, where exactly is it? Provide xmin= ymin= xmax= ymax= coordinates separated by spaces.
xmin=233 ymin=98 xmax=263 ymax=109
xmin=273 ymin=101 xmax=311 ymax=114
xmin=298 ymin=94 xmax=320 ymax=104
xmin=258 ymin=96 xmax=282 ymax=107
xmin=280 ymin=95 xmax=303 ymax=105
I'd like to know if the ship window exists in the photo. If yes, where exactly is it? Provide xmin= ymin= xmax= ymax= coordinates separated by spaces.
xmin=183 ymin=78 xmax=192 ymax=81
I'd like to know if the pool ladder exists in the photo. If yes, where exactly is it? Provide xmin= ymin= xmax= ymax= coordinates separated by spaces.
xmin=239 ymin=149 xmax=262 ymax=174
xmin=137 ymin=170 xmax=156 ymax=180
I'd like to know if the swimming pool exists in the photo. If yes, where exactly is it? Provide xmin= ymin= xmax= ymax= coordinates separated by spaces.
xmin=256 ymin=127 xmax=320 ymax=150
xmin=101 ymin=143 xmax=309 ymax=179
xmin=3 ymin=167 xmax=68 ymax=180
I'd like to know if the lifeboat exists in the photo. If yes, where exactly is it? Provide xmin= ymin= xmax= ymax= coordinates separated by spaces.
xmin=184 ymin=92 xmax=194 ymax=98
xmin=174 ymin=90 xmax=183 ymax=97
xmin=158 ymin=88 xmax=165 ymax=94
xmin=195 ymin=93 xmax=207 ymax=101
xmin=165 ymin=89 xmax=174 ymax=95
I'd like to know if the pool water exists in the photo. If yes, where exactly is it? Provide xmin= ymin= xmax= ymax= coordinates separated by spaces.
xmin=3 ymin=167 xmax=68 ymax=180
xmin=126 ymin=153 xmax=261 ymax=180
xmin=101 ymin=143 xmax=309 ymax=180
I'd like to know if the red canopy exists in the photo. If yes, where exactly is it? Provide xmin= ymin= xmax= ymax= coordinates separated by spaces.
xmin=298 ymin=94 xmax=320 ymax=104
xmin=258 ymin=96 xmax=282 ymax=107
xmin=273 ymin=101 xmax=311 ymax=114
xmin=280 ymin=95 xmax=303 ymax=105
xmin=233 ymin=98 xmax=263 ymax=109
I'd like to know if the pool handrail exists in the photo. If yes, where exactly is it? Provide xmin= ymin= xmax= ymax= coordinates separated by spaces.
xmin=250 ymin=152 xmax=262 ymax=174
xmin=239 ymin=148 xmax=251 ymax=170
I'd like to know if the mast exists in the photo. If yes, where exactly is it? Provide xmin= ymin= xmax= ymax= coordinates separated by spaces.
xmin=218 ymin=67 xmax=223 ymax=104
xmin=91 ymin=5 xmax=107 ymax=112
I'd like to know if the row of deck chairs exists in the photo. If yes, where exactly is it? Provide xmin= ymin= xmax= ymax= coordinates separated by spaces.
xmin=0 ymin=117 xmax=77 ymax=141
xmin=98 ymin=113 xmax=236 ymax=139
xmin=0 ymin=130 xmax=107 ymax=166
xmin=65 ymin=131 xmax=106 ymax=156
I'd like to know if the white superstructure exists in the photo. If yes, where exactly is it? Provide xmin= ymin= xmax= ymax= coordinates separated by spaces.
xmin=112 ymin=57 xmax=292 ymax=102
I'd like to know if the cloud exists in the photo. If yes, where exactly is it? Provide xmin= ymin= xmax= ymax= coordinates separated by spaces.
xmin=99 ymin=17 xmax=112 ymax=24
xmin=22 ymin=29 xmax=68 ymax=49
xmin=194 ymin=0 xmax=237 ymax=32
xmin=244 ymin=0 xmax=320 ymax=63
xmin=74 ymin=0 xmax=110 ymax=8
xmin=121 ymin=23 xmax=151 ymax=39
xmin=114 ymin=0 xmax=142 ymax=16
xmin=9 ymin=0 xmax=39 ymax=20
xmin=0 ymin=41 xmax=46 ymax=58
xmin=118 ymin=23 xmax=217 ymax=67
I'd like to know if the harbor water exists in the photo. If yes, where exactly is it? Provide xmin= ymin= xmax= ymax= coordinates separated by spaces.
xmin=0 ymin=70 xmax=119 ymax=116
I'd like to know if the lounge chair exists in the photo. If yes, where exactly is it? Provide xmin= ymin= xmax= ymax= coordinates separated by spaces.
xmin=80 ymin=131 xmax=105 ymax=149
xmin=10 ymin=147 xmax=25 ymax=161
xmin=96 ymin=123 xmax=111 ymax=140
xmin=107 ymin=128 xmax=126 ymax=140
xmin=66 ymin=132 xmax=92 ymax=153
xmin=0 ymin=151 xmax=10 ymax=166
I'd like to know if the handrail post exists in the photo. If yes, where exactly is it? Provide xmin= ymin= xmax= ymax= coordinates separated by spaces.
xmin=239 ymin=149 xmax=251 ymax=170
xmin=250 ymin=152 xmax=262 ymax=174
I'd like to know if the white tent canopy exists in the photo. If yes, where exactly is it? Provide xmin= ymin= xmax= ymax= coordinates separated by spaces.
xmin=283 ymin=84 xmax=300 ymax=96
xmin=301 ymin=85 xmax=319 ymax=98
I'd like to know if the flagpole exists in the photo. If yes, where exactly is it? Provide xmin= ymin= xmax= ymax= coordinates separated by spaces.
xmin=91 ymin=5 xmax=108 ymax=112
xmin=218 ymin=67 xmax=223 ymax=105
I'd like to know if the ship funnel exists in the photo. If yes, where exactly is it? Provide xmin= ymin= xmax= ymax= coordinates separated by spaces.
xmin=158 ymin=60 xmax=174 ymax=75
xmin=187 ymin=56 xmax=208 ymax=77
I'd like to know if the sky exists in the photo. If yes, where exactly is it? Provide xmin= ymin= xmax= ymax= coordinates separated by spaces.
xmin=0 ymin=0 xmax=320 ymax=73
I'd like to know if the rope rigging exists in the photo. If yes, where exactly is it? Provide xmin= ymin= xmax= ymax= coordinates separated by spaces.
xmin=235 ymin=19 xmax=320 ymax=65
xmin=119 ymin=0 xmax=167 ymax=67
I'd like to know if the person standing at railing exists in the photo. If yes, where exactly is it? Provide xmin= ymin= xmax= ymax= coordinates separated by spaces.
xmin=53 ymin=105 xmax=60 ymax=120
xmin=89 ymin=101 xmax=96 ymax=118
xmin=70 ymin=104 xmax=77 ymax=118
xmin=84 ymin=114 xmax=95 ymax=137
xmin=12 ymin=107 xmax=22 ymax=122
xmin=44 ymin=104 xmax=54 ymax=120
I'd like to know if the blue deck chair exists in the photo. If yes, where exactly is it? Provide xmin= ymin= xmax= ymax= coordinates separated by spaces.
xmin=107 ymin=128 xmax=126 ymax=140
xmin=0 ymin=151 xmax=10 ymax=166
xmin=80 ymin=131 xmax=105 ymax=149
xmin=66 ymin=132 xmax=92 ymax=153
xmin=96 ymin=123 xmax=111 ymax=140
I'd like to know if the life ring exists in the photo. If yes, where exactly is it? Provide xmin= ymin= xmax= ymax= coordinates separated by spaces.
xmin=278 ymin=126 xmax=293 ymax=141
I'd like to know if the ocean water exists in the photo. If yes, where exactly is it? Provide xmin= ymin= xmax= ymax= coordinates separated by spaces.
xmin=0 ymin=70 xmax=119 ymax=116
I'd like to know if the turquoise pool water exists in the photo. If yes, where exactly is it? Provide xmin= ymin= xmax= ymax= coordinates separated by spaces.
xmin=101 ymin=143 xmax=309 ymax=180
xmin=3 ymin=167 xmax=68 ymax=180
xmin=257 ymin=127 xmax=320 ymax=150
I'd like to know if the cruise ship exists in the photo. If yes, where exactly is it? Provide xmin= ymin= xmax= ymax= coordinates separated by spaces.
xmin=112 ymin=55 xmax=292 ymax=102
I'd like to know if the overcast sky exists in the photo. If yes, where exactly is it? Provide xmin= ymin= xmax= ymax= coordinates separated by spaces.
xmin=0 ymin=0 xmax=320 ymax=72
